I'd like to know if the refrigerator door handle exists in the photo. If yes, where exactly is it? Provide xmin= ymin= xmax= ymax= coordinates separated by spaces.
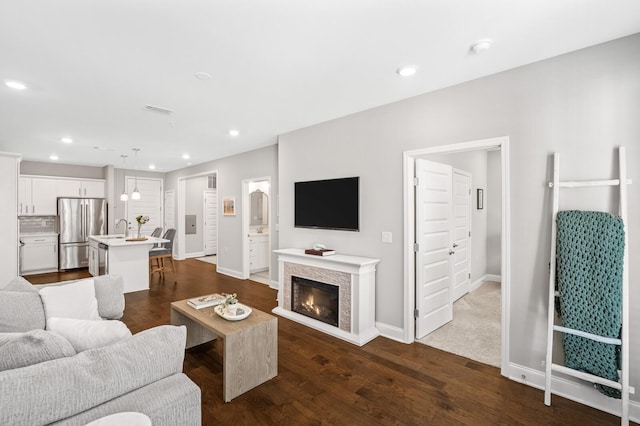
xmin=85 ymin=203 xmax=89 ymax=239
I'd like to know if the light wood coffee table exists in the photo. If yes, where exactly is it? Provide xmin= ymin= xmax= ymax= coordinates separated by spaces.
xmin=170 ymin=299 xmax=278 ymax=402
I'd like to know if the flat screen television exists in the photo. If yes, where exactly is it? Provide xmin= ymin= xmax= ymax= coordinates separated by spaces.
xmin=294 ymin=177 xmax=359 ymax=231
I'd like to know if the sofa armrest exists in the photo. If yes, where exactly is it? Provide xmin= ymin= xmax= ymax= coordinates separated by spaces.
xmin=0 ymin=325 xmax=187 ymax=426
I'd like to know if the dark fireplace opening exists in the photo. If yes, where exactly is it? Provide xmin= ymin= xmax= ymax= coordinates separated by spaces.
xmin=291 ymin=276 xmax=339 ymax=327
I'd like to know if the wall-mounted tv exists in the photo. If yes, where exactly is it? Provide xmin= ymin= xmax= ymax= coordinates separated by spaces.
xmin=294 ymin=177 xmax=359 ymax=232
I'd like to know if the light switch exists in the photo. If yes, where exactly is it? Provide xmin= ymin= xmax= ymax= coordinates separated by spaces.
xmin=381 ymin=231 xmax=392 ymax=243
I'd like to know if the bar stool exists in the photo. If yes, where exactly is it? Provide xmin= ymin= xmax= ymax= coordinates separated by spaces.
xmin=149 ymin=228 xmax=176 ymax=282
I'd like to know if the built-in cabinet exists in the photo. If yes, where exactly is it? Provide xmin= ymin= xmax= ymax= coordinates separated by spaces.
xmin=57 ymin=179 xmax=105 ymax=198
xmin=18 ymin=176 xmax=105 ymax=216
xmin=20 ymin=234 xmax=58 ymax=274
xmin=249 ymin=234 xmax=269 ymax=272
xmin=18 ymin=177 xmax=58 ymax=215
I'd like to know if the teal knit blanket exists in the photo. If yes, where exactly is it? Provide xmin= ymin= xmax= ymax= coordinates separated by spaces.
xmin=556 ymin=210 xmax=625 ymax=398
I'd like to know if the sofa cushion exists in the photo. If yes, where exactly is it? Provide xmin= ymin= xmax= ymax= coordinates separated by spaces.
xmin=0 ymin=325 xmax=187 ymax=426
xmin=39 ymin=279 xmax=101 ymax=322
xmin=0 ymin=329 xmax=76 ymax=372
xmin=0 ymin=291 xmax=46 ymax=332
xmin=47 ymin=318 xmax=132 ymax=352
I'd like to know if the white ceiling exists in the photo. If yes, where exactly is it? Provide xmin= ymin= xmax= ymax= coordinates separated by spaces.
xmin=1 ymin=1 xmax=639 ymax=172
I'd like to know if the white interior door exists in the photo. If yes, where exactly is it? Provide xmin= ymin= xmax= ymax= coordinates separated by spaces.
xmin=126 ymin=177 xmax=163 ymax=235
xmin=415 ymin=159 xmax=454 ymax=339
xmin=164 ymin=190 xmax=175 ymax=230
xmin=452 ymin=170 xmax=471 ymax=301
xmin=203 ymin=189 xmax=217 ymax=255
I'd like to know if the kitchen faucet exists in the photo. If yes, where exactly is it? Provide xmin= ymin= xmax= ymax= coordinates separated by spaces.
xmin=116 ymin=218 xmax=129 ymax=237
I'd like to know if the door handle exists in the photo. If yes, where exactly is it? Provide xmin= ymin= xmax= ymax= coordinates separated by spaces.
xmin=449 ymin=250 xmax=455 ymax=255
xmin=452 ymin=243 xmax=459 ymax=248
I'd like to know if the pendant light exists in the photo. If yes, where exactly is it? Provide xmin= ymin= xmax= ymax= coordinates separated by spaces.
xmin=131 ymin=148 xmax=141 ymax=200
xmin=120 ymin=155 xmax=129 ymax=202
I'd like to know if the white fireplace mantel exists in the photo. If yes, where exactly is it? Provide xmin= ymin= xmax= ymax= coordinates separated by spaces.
xmin=272 ymin=248 xmax=380 ymax=346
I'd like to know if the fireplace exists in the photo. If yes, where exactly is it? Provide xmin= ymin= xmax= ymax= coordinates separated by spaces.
xmin=291 ymin=276 xmax=339 ymax=327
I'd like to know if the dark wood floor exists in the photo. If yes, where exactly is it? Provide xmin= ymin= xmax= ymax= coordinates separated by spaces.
xmin=26 ymin=260 xmax=631 ymax=426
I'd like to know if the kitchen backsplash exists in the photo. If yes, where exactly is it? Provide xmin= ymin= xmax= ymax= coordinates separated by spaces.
xmin=20 ymin=216 xmax=57 ymax=234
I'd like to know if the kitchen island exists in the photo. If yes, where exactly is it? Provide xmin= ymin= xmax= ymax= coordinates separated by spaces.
xmin=88 ymin=235 xmax=169 ymax=293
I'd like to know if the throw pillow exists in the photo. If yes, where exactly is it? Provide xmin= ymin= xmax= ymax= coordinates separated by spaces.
xmin=0 ymin=291 xmax=46 ymax=332
xmin=39 ymin=279 xmax=101 ymax=321
xmin=0 ymin=329 xmax=76 ymax=371
xmin=46 ymin=317 xmax=132 ymax=352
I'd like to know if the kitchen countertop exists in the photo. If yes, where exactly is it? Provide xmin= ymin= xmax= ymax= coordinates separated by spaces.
xmin=89 ymin=234 xmax=169 ymax=247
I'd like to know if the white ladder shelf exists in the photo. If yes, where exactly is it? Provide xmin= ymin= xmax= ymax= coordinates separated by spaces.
xmin=544 ymin=147 xmax=633 ymax=425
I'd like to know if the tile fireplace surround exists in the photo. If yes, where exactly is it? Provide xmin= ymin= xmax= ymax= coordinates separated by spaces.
xmin=273 ymin=248 xmax=380 ymax=346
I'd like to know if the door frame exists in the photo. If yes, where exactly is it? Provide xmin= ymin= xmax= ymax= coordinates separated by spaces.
xmin=176 ymin=169 xmax=218 ymax=260
xmin=403 ymin=136 xmax=511 ymax=376
xmin=203 ymin=189 xmax=217 ymax=255
xmin=241 ymin=176 xmax=271 ymax=280
xmin=452 ymin=168 xmax=472 ymax=302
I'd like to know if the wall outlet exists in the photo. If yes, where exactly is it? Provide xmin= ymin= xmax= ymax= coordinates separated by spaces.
xmin=381 ymin=231 xmax=392 ymax=243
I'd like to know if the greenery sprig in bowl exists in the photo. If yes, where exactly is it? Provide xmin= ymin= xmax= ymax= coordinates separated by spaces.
xmin=221 ymin=293 xmax=238 ymax=315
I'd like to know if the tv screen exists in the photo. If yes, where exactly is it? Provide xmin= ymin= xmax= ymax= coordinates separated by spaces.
xmin=294 ymin=177 xmax=359 ymax=231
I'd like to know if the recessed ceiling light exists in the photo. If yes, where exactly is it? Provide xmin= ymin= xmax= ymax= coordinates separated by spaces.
xmin=182 ymin=153 xmax=190 ymax=160
xmin=470 ymin=39 xmax=493 ymax=54
xmin=49 ymin=154 xmax=59 ymax=161
xmin=148 ymin=164 xmax=156 ymax=170
xmin=396 ymin=65 xmax=418 ymax=77
xmin=5 ymin=80 xmax=28 ymax=90
xmin=229 ymin=129 xmax=240 ymax=137
xmin=61 ymin=137 xmax=73 ymax=144
xmin=195 ymin=72 xmax=212 ymax=80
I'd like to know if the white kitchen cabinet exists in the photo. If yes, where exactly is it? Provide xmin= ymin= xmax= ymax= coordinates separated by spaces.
xmin=57 ymin=178 xmax=105 ymax=198
xmin=18 ymin=177 xmax=58 ymax=216
xmin=249 ymin=234 xmax=269 ymax=272
xmin=88 ymin=241 xmax=99 ymax=276
xmin=20 ymin=235 xmax=58 ymax=274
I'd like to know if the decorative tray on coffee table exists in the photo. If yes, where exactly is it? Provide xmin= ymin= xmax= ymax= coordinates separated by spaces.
xmin=214 ymin=303 xmax=252 ymax=321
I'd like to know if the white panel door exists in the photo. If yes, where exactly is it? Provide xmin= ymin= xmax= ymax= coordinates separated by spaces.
xmin=203 ymin=189 xmax=217 ymax=255
xmin=164 ymin=190 xmax=175 ymax=230
xmin=415 ymin=159 xmax=454 ymax=339
xmin=126 ymin=177 xmax=163 ymax=235
xmin=452 ymin=170 xmax=472 ymax=301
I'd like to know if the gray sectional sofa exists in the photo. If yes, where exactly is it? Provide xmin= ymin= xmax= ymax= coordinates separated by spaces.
xmin=0 ymin=275 xmax=201 ymax=426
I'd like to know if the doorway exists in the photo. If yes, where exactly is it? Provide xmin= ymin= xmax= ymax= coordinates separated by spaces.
xmin=242 ymin=177 xmax=271 ymax=284
xmin=403 ymin=136 xmax=511 ymax=376
xmin=176 ymin=170 xmax=218 ymax=261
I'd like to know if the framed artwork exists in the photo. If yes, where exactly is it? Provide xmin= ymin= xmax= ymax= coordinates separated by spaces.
xmin=477 ymin=189 xmax=484 ymax=210
xmin=223 ymin=197 xmax=236 ymax=216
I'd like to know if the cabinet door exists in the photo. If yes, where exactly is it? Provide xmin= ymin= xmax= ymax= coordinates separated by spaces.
xmin=31 ymin=178 xmax=58 ymax=215
xmin=82 ymin=180 xmax=105 ymax=198
xmin=57 ymin=179 xmax=82 ymax=197
xmin=18 ymin=177 xmax=32 ymax=215
xmin=258 ymin=239 xmax=269 ymax=269
xmin=88 ymin=245 xmax=98 ymax=276
xmin=21 ymin=242 xmax=58 ymax=273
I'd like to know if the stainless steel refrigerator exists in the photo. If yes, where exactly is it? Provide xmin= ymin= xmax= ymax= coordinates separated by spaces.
xmin=58 ymin=198 xmax=107 ymax=270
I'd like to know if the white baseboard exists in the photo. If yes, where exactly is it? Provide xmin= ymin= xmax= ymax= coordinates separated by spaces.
xmin=376 ymin=321 xmax=407 ymax=343
xmin=216 ymin=267 xmax=244 ymax=280
xmin=185 ymin=252 xmax=205 ymax=259
xmin=269 ymin=279 xmax=279 ymax=289
xmin=485 ymin=274 xmax=502 ymax=282
xmin=507 ymin=362 xmax=639 ymax=422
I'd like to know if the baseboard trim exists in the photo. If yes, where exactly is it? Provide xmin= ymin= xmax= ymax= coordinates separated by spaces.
xmin=269 ymin=279 xmax=279 ymax=289
xmin=507 ymin=363 xmax=639 ymax=422
xmin=216 ymin=267 xmax=243 ymax=280
xmin=485 ymin=274 xmax=502 ymax=282
xmin=376 ymin=322 xmax=407 ymax=343
xmin=185 ymin=252 xmax=206 ymax=259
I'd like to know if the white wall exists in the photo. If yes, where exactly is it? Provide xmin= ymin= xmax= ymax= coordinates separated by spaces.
xmin=486 ymin=150 xmax=502 ymax=276
xmin=278 ymin=34 xmax=640 ymax=402
xmin=165 ymin=145 xmax=278 ymax=279
xmin=0 ymin=153 xmax=20 ymax=284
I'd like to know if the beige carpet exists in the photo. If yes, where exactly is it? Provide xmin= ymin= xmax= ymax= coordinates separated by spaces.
xmin=416 ymin=281 xmax=501 ymax=368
